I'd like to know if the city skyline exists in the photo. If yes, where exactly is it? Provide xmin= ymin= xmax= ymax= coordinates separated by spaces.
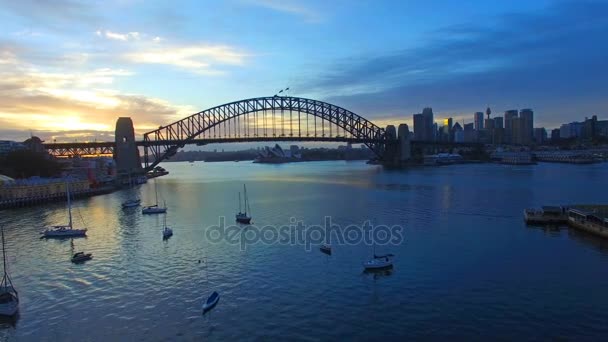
xmin=1 ymin=0 xmax=607 ymax=142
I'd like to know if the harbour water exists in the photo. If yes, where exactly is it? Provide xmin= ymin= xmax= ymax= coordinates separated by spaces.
xmin=1 ymin=161 xmax=608 ymax=340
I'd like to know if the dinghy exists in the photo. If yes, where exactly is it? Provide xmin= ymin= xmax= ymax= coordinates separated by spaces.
xmin=71 ymin=252 xmax=92 ymax=263
xmin=202 ymin=291 xmax=220 ymax=313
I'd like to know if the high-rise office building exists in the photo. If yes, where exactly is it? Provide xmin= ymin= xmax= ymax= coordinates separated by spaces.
xmin=533 ymin=128 xmax=547 ymax=144
xmin=443 ymin=117 xmax=453 ymax=142
xmin=512 ymin=117 xmax=524 ymax=145
xmin=494 ymin=117 xmax=504 ymax=129
xmin=504 ymin=110 xmax=518 ymax=144
xmin=474 ymin=112 xmax=484 ymax=131
xmin=551 ymin=128 xmax=561 ymax=141
xmin=519 ymin=109 xmax=534 ymax=145
xmin=463 ymin=123 xmax=476 ymax=142
xmin=413 ymin=108 xmax=435 ymax=141
xmin=423 ymin=108 xmax=435 ymax=141
xmin=413 ymin=113 xmax=425 ymax=141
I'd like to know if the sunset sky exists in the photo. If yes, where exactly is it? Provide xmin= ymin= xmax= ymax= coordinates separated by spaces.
xmin=1 ymin=0 xmax=606 ymax=142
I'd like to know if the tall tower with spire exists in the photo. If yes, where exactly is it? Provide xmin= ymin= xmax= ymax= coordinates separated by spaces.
xmin=486 ymin=107 xmax=492 ymax=120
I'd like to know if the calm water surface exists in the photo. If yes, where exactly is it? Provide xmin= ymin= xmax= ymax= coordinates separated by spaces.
xmin=1 ymin=161 xmax=608 ymax=340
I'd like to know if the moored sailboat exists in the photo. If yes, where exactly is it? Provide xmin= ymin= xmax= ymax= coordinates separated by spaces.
xmin=142 ymin=179 xmax=166 ymax=214
xmin=0 ymin=228 xmax=18 ymax=316
xmin=42 ymin=181 xmax=87 ymax=238
xmin=235 ymin=184 xmax=252 ymax=224
xmin=162 ymin=212 xmax=173 ymax=239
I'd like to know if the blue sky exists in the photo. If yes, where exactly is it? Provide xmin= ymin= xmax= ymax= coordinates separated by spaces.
xmin=0 ymin=0 xmax=606 ymax=141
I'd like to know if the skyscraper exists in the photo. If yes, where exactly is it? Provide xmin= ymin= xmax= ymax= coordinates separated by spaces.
xmin=512 ymin=117 xmax=524 ymax=145
xmin=519 ymin=109 xmax=534 ymax=145
xmin=504 ymin=110 xmax=518 ymax=144
xmin=413 ymin=113 xmax=425 ymax=141
xmin=494 ymin=117 xmax=504 ymax=129
xmin=474 ymin=112 xmax=484 ymax=131
xmin=413 ymin=108 xmax=435 ymax=141
xmin=423 ymin=107 xmax=435 ymax=141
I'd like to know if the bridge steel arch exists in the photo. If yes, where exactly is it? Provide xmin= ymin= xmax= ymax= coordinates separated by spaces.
xmin=142 ymin=96 xmax=387 ymax=170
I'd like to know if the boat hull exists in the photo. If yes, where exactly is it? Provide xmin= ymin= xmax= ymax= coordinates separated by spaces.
xmin=236 ymin=215 xmax=251 ymax=224
xmin=42 ymin=227 xmax=87 ymax=238
xmin=320 ymin=244 xmax=332 ymax=255
xmin=202 ymin=292 xmax=220 ymax=313
xmin=122 ymin=200 xmax=141 ymax=208
xmin=0 ymin=300 xmax=18 ymax=317
xmin=363 ymin=259 xmax=394 ymax=270
xmin=142 ymin=207 xmax=167 ymax=214
xmin=71 ymin=254 xmax=92 ymax=263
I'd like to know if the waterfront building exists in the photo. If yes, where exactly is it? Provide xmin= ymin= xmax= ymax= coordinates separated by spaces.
xmin=0 ymin=141 xmax=25 ymax=155
xmin=474 ymin=112 xmax=484 ymax=131
xmin=0 ymin=177 xmax=90 ymax=201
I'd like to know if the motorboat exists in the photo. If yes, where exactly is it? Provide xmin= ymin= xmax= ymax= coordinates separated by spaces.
xmin=320 ymin=243 xmax=332 ymax=254
xmin=0 ymin=228 xmax=18 ymax=316
xmin=235 ymin=184 xmax=252 ymax=224
xmin=162 ymin=214 xmax=173 ymax=239
xmin=42 ymin=181 xmax=87 ymax=238
xmin=202 ymin=291 xmax=220 ymax=313
xmin=71 ymin=252 xmax=92 ymax=263
xmin=122 ymin=198 xmax=141 ymax=208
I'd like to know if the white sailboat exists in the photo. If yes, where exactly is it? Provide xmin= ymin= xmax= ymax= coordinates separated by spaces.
xmin=142 ymin=179 xmax=166 ymax=214
xmin=42 ymin=182 xmax=87 ymax=238
xmin=162 ymin=211 xmax=173 ymax=239
xmin=0 ymin=228 xmax=18 ymax=316
xmin=363 ymin=228 xmax=394 ymax=270
xmin=235 ymin=184 xmax=252 ymax=224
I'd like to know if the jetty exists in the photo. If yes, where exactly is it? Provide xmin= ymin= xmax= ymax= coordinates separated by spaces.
xmin=525 ymin=205 xmax=608 ymax=239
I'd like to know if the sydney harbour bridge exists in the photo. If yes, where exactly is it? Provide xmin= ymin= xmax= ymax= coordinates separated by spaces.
xmin=43 ymin=96 xmax=478 ymax=174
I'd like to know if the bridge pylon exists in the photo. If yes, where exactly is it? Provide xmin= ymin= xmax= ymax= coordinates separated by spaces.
xmin=114 ymin=117 xmax=143 ymax=176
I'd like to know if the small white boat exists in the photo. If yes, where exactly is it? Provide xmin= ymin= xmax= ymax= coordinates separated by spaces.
xmin=162 ymin=214 xmax=173 ymax=239
xmin=142 ymin=180 xmax=166 ymax=215
xmin=122 ymin=198 xmax=141 ymax=208
xmin=235 ymin=184 xmax=252 ymax=224
xmin=0 ymin=228 xmax=18 ymax=316
xmin=363 ymin=254 xmax=394 ymax=270
xmin=43 ymin=182 xmax=87 ymax=238
xmin=202 ymin=291 xmax=220 ymax=313
xmin=320 ymin=243 xmax=332 ymax=254
xmin=71 ymin=252 xmax=92 ymax=263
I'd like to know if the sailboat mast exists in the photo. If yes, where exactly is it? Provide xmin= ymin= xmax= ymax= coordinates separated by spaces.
xmin=1 ymin=228 xmax=7 ymax=279
xmin=243 ymin=184 xmax=248 ymax=214
xmin=245 ymin=185 xmax=251 ymax=215
xmin=67 ymin=181 xmax=73 ymax=228
xmin=238 ymin=192 xmax=242 ymax=213
xmin=154 ymin=179 xmax=159 ymax=205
